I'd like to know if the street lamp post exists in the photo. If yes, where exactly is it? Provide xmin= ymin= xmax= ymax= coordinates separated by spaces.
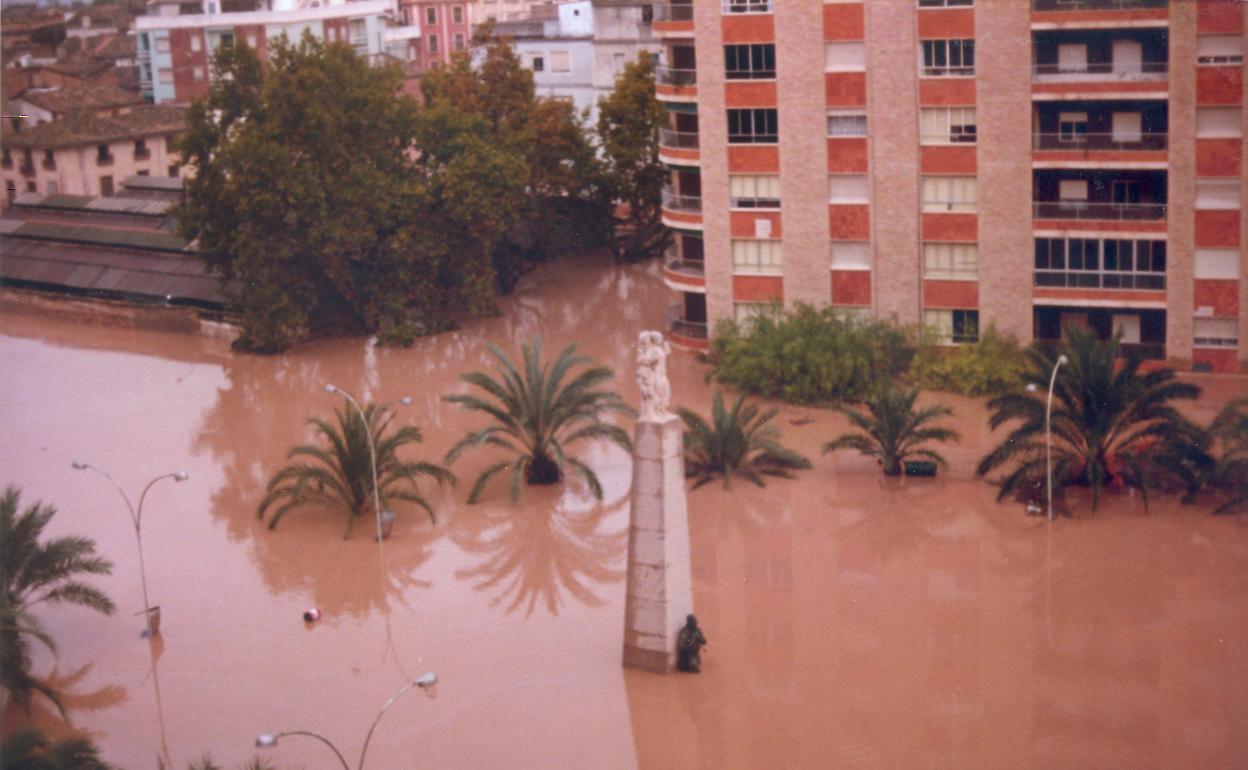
xmin=256 ymin=672 xmax=437 ymax=769
xmin=71 ymin=461 xmax=188 ymax=638
xmin=1026 ymin=353 xmax=1069 ymax=524
xmin=323 ymin=385 xmax=412 ymax=543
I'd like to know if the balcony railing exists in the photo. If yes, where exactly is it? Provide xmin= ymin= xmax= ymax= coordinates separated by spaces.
xmin=664 ymin=246 xmax=705 ymax=276
xmin=662 ymin=188 xmax=702 ymax=213
xmin=1033 ymin=61 xmax=1167 ymax=82
xmin=656 ymin=66 xmax=697 ymax=87
xmin=1033 ymin=0 xmax=1167 ymax=10
xmin=1034 ymin=132 xmax=1166 ymax=152
xmin=1035 ymin=269 xmax=1165 ymax=290
xmin=659 ymin=128 xmax=700 ymax=149
xmin=668 ymin=303 xmax=709 ymax=340
xmin=654 ymin=3 xmax=693 ymax=22
xmin=1033 ymin=201 xmax=1166 ymax=221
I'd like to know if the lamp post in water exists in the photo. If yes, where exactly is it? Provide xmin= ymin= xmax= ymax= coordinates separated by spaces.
xmin=256 ymin=672 xmax=438 ymax=769
xmin=323 ymin=384 xmax=411 ymax=542
xmin=1026 ymin=353 xmax=1069 ymax=524
xmin=71 ymin=461 xmax=188 ymax=638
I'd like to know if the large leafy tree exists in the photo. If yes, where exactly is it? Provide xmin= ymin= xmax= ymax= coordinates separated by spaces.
xmin=0 ymin=487 xmax=114 ymax=717
xmin=596 ymin=53 xmax=671 ymax=263
xmin=677 ymin=391 xmax=811 ymax=489
xmin=976 ymin=328 xmax=1202 ymax=510
xmin=258 ymin=401 xmax=454 ymax=538
xmin=824 ymin=384 xmax=960 ymax=476
xmin=444 ymin=340 xmax=634 ymax=503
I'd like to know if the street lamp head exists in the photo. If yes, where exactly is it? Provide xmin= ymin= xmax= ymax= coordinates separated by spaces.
xmin=255 ymin=733 xmax=279 ymax=748
xmin=324 ymin=383 xmax=339 ymax=394
xmin=71 ymin=460 xmax=88 ymax=470
xmin=416 ymin=671 xmax=438 ymax=688
xmin=173 ymin=472 xmax=190 ymax=482
xmin=399 ymin=396 xmax=413 ymax=406
xmin=1025 ymin=383 xmax=1039 ymax=393
xmin=1057 ymin=354 xmax=1069 ymax=365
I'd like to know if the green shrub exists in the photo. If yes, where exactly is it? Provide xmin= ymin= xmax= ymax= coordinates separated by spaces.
xmin=910 ymin=325 xmax=1029 ymax=396
xmin=708 ymin=304 xmax=916 ymax=404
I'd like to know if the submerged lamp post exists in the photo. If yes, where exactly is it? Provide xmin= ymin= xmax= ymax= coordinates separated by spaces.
xmin=256 ymin=672 xmax=437 ymax=769
xmin=1026 ymin=353 xmax=1069 ymax=524
xmin=71 ymin=461 xmax=188 ymax=638
xmin=323 ymin=384 xmax=412 ymax=542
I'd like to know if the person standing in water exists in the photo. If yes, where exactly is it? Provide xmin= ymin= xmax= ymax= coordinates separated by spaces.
xmin=676 ymin=614 xmax=707 ymax=673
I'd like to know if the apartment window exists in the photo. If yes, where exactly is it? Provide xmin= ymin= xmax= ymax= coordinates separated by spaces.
xmin=5 ymin=181 xmax=15 ymax=203
xmin=327 ymin=27 xmax=337 ymax=42
xmin=46 ymin=181 xmax=58 ymax=194
xmin=134 ymin=139 xmax=150 ymax=159
xmin=730 ymin=175 xmax=781 ymax=208
xmin=1194 ymin=319 xmax=1238 ymax=348
xmin=350 ymin=19 xmax=366 ymax=43
xmin=550 ymin=51 xmax=571 ymax=73
xmin=1195 ymin=180 xmax=1241 ymax=210
xmin=723 ymin=1 xmax=772 ymax=13
xmin=1059 ymin=179 xmax=1088 ymax=201
xmin=159 ymin=68 xmax=174 ymax=84
xmin=734 ymin=302 xmax=770 ymax=324
xmin=452 ymin=5 xmax=464 ymax=24
xmin=727 ymin=109 xmax=778 ymax=143
xmin=156 ymin=38 xmax=170 ymax=53
xmin=923 ymin=243 xmax=978 ymax=280
xmin=192 ymin=66 xmax=204 ymax=81
xmin=827 ymin=110 xmax=867 ymax=137
xmin=428 ymin=34 xmax=439 ymax=54
xmin=725 ymin=44 xmax=776 ymax=79
xmin=830 ymin=241 xmax=870 ymax=270
xmin=1196 ymin=107 xmax=1242 ymax=138
xmin=1034 ymin=238 xmax=1166 ymax=290
xmin=732 ymin=239 xmax=783 ymax=274
xmin=246 ymin=34 xmax=257 ymax=48
xmin=100 ymin=175 xmax=114 ymax=196
xmin=42 ymin=149 xmax=55 ymax=170
xmin=190 ymin=34 xmax=202 ymax=52
xmin=828 ymin=175 xmax=869 ymax=203
xmin=97 ymin=144 xmax=114 ymax=164
xmin=532 ymin=56 xmax=544 ymax=72
xmin=825 ymin=42 xmax=865 ymax=72
xmin=169 ymin=164 xmax=180 ymax=177
xmin=925 ymin=309 xmax=979 ymax=344
xmin=1059 ymin=112 xmax=1088 ymax=141
xmin=1195 ymin=249 xmax=1239 ymax=280
xmin=454 ymin=33 xmax=465 ymax=51
xmin=920 ymin=107 xmax=975 ymax=144
xmin=0 ymin=149 xmax=10 ymax=169
xmin=919 ymin=0 xmax=972 ymax=5
xmin=922 ymin=176 xmax=976 ymax=212
xmin=921 ymin=39 xmax=974 ymax=76
xmin=426 ymin=6 xmax=436 ymax=24
xmin=1196 ymin=35 xmax=1243 ymax=65
xmin=25 ymin=181 xmax=36 ymax=193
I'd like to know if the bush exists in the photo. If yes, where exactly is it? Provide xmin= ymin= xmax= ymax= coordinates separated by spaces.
xmin=708 ymin=304 xmax=916 ymax=405
xmin=910 ymin=325 xmax=1029 ymax=396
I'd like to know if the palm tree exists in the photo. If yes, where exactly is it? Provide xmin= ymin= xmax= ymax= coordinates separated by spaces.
xmin=258 ymin=400 xmax=453 ymax=538
xmin=823 ymin=384 xmax=960 ymax=476
xmin=0 ymin=486 xmax=115 ymax=717
xmin=677 ymin=390 xmax=811 ymax=489
xmin=1205 ymin=398 xmax=1248 ymax=515
xmin=1 ymin=727 xmax=118 ymax=770
xmin=445 ymin=340 xmax=634 ymax=503
xmin=976 ymin=327 xmax=1202 ymax=510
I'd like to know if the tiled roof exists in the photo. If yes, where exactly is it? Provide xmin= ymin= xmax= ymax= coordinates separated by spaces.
xmin=91 ymin=33 xmax=137 ymax=60
xmin=2 ymin=104 xmax=187 ymax=149
xmin=17 ymin=83 xmax=142 ymax=114
xmin=43 ymin=55 xmax=113 ymax=80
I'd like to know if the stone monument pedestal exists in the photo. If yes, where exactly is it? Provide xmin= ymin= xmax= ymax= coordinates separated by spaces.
xmin=622 ymin=414 xmax=692 ymax=672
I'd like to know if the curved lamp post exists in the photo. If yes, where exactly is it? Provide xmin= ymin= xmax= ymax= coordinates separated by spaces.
xmin=324 ymin=384 xmax=412 ymax=542
xmin=1026 ymin=353 xmax=1069 ymax=524
xmin=256 ymin=672 xmax=437 ymax=769
xmin=71 ymin=461 xmax=188 ymax=638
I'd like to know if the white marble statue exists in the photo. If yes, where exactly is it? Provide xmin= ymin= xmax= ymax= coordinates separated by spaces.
xmin=636 ymin=330 xmax=672 ymax=422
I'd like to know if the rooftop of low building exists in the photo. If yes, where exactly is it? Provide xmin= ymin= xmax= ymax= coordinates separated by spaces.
xmin=3 ymin=104 xmax=188 ymax=150
xmin=16 ymin=82 xmax=143 ymax=114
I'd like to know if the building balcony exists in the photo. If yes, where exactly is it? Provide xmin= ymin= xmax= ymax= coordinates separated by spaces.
xmin=655 ymin=66 xmax=697 ymax=101
xmin=1032 ymin=0 xmax=1166 ymax=11
xmin=653 ymin=3 xmax=693 ymax=37
xmin=663 ymin=246 xmax=707 ymax=292
xmin=1033 ymin=132 xmax=1166 ymax=153
xmin=1035 ymin=268 xmax=1165 ymax=291
xmin=661 ymin=188 xmax=703 ymax=229
xmin=667 ymin=303 xmax=709 ymax=346
xmin=658 ymin=128 xmax=700 ymax=166
xmin=1033 ymin=61 xmax=1167 ymax=84
xmin=1033 ymin=200 xmax=1166 ymax=221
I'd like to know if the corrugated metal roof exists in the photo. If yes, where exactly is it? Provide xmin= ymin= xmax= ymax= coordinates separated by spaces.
xmin=122 ymin=175 xmax=184 ymax=192
xmin=2 ymin=219 xmax=187 ymax=252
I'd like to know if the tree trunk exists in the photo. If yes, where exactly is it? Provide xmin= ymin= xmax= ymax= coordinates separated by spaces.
xmin=525 ymin=453 xmax=562 ymax=485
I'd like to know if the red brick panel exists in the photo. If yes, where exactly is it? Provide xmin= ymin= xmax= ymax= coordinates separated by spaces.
xmin=725 ymin=81 xmax=778 ymax=107
xmin=827 ymin=138 xmax=868 ymax=173
xmin=921 ymin=213 xmax=977 ymax=241
xmin=1193 ymin=349 xmax=1238 ymax=374
xmin=1195 ymin=138 xmax=1243 ymax=177
xmin=828 ymin=204 xmax=870 ymax=240
xmin=831 ymin=270 xmax=871 ymax=306
xmin=723 ymin=14 xmax=775 ymax=44
xmin=823 ymin=3 xmax=864 ymax=41
xmin=919 ymin=78 xmax=976 ymax=106
xmin=1196 ymin=66 xmax=1244 ymax=105
xmin=916 ymin=8 xmax=974 ymax=38
xmin=1197 ymin=0 xmax=1244 ymax=34
xmin=825 ymin=72 xmax=867 ymax=107
xmin=727 ymin=146 xmax=780 ymax=173
xmin=1195 ymin=210 xmax=1242 ymax=247
xmin=1194 ymin=279 xmax=1240 ymax=317
xmin=923 ymin=280 xmax=978 ymax=309
xmin=730 ymin=211 xmax=783 ymax=239
xmin=733 ymin=275 xmax=784 ymax=302
xmin=920 ymin=145 xmax=977 ymax=174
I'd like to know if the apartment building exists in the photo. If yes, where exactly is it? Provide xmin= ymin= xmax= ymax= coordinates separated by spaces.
xmin=654 ymin=0 xmax=1246 ymax=374
xmin=398 ymin=0 xmax=475 ymax=69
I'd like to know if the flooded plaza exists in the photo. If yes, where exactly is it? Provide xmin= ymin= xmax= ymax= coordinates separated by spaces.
xmin=2 ymin=256 xmax=1247 ymax=769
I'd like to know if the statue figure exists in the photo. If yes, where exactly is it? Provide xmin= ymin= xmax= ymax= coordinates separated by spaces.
xmin=636 ymin=330 xmax=672 ymax=422
xmin=676 ymin=614 xmax=707 ymax=673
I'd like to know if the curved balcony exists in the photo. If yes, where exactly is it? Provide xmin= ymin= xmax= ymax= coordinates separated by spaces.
xmin=658 ymin=128 xmax=700 ymax=166
xmin=655 ymin=66 xmax=697 ymax=102
xmin=653 ymin=3 xmax=693 ymax=38
xmin=661 ymin=188 xmax=703 ymax=230
xmin=663 ymin=246 xmax=706 ymax=292
xmin=667 ymin=303 xmax=709 ymax=350
xmin=1033 ymin=200 xmax=1166 ymax=222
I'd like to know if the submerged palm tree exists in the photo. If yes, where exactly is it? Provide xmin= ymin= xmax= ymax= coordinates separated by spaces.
xmin=258 ymin=400 xmax=453 ymax=538
xmin=0 ymin=486 xmax=115 ymax=717
xmin=976 ymin=327 xmax=1201 ymax=510
xmin=1 ymin=727 xmax=118 ymax=770
xmin=677 ymin=390 xmax=811 ymax=489
xmin=1203 ymin=398 xmax=1248 ymax=515
xmin=445 ymin=340 xmax=634 ymax=503
xmin=823 ymin=384 xmax=959 ymax=476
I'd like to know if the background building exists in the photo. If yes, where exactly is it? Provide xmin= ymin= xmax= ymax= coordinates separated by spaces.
xmin=654 ymin=0 xmax=1246 ymax=373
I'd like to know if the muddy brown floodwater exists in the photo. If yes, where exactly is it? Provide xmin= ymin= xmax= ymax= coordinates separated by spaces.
xmin=2 ymin=256 xmax=1247 ymax=769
